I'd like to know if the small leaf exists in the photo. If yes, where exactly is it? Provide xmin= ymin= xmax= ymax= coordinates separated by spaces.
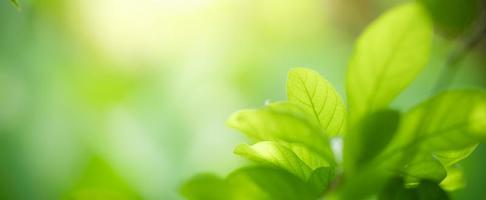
xmin=227 ymin=167 xmax=318 ymax=200
xmin=287 ymin=68 xmax=346 ymax=136
xmin=344 ymin=109 xmax=400 ymax=173
xmin=234 ymin=141 xmax=332 ymax=180
xmin=228 ymin=102 xmax=335 ymax=163
xmin=415 ymin=180 xmax=451 ymax=200
xmin=346 ymin=2 xmax=433 ymax=125
xmin=440 ymin=166 xmax=465 ymax=191
xmin=180 ymin=174 xmax=229 ymax=200
xmin=234 ymin=142 xmax=312 ymax=180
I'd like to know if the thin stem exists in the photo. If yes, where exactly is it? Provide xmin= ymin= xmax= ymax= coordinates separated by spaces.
xmin=432 ymin=12 xmax=486 ymax=93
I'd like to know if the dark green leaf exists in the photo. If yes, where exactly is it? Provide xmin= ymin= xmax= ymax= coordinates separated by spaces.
xmin=344 ymin=109 xmax=400 ymax=173
xmin=379 ymin=178 xmax=450 ymax=200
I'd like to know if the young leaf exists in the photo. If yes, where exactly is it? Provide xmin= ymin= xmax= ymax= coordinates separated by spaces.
xmin=234 ymin=141 xmax=332 ymax=180
xmin=228 ymin=102 xmax=335 ymax=163
xmin=180 ymin=174 xmax=230 ymax=200
xmin=346 ymin=2 xmax=433 ymax=125
xmin=287 ymin=68 xmax=346 ymax=136
xmin=344 ymin=109 xmax=400 ymax=173
xmin=227 ymin=167 xmax=318 ymax=200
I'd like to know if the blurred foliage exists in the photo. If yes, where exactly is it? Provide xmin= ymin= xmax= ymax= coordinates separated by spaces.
xmin=0 ymin=0 xmax=485 ymax=199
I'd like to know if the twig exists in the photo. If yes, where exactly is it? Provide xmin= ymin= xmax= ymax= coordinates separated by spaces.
xmin=432 ymin=11 xmax=486 ymax=93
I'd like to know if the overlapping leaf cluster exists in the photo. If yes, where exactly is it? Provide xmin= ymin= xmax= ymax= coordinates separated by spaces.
xmin=181 ymin=2 xmax=486 ymax=199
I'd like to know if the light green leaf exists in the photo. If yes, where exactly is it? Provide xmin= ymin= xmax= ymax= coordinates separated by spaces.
xmin=287 ymin=68 xmax=346 ymax=136
xmin=344 ymin=109 xmax=400 ymax=173
xmin=434 ymin=144 xmax=478 ymax=167
xmin=180 ymin=174 xmax=230 ymax=200
xmin=234 ymin=141 xmax=332 ymax=180
xmin=228 ymin=102 xmax=334 ymax=163
xmin=403 ymin=154 xmax=447 ymax=184
xmin=227 ymin=167 xmax=318 ymax=200
xmin=440 ymin=166 xmax=465 ymax=191
xmin=346 ymin=2 xmax=432 ymax=125
xmin=390 ymin=90 xmax=486 ymax=152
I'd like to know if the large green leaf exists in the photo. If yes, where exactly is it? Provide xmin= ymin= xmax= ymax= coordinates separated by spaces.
xmin=228 ymin=102 xmax=334 ymax=163
xmin=227 ymin=167 xmax=318 ymax=200
xmin=234 ymin=141 xmax=332 ymax=180
xmin=390 ymin=90 xmax=486 ymax=152
xmin=346 ymin=2 xmax=433 ymax=125
xmin=180 ymin=174 xmax=230 ymax=200
xmin=287 ymin=68 xmax=346 ymax=136
xmin=344 ymin=109 xmax=400 ymax=173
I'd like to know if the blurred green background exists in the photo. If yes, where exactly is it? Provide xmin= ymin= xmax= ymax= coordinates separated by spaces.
xmin=0 ymin=0 xmax=485 ymax=199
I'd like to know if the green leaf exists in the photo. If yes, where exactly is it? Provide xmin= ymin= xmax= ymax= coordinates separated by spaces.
xmin=234 ymin=141 xmax=332 ymax=180
xmin=440 ymin=166 xmax=465 ymax=191
xmin=344 ymin=109 xmax=400 ymax=173
xmin=228 ymin=102 xmax=335 ymax=164
xmin=346 ymin=2 xmax=433 ymax=125
xmin=180 ymin=174 xmax=230 ymax=200
xmin=390 ymin=90 xmax=486 ymax=152
xmin=435 ymin=144 xmax=478 ymax=167
xmin=307 ymin=167 xmax=334 ymax=195
xmin=419 ymin=0 xmax=479 ymax=36
xmin=227 ymin=167 xmax=318 ymax=200
xmin=403 ymin=154 xmax=447 ymax=184
xmin=287 ymin=68 xmax=346 ymax=137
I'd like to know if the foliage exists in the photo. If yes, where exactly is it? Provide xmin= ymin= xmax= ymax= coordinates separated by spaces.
xmin=181 ymin=2 xmax=486 ymax=199
xmin=9 ymin=0 xmax=20 ymax=10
